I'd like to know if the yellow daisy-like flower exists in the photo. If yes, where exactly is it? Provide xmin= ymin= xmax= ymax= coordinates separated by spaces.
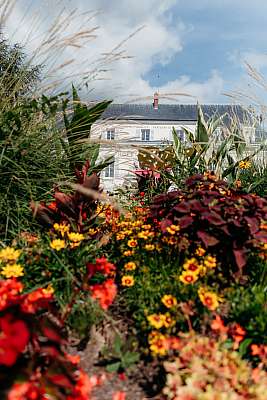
xmin=1 ymin=263 xmax=24 ymax=278
xmin=149 ymin=334 xmax=168 ymax=356
xmin=137 ymin=231 xmax=149 ymax=240
xmin=50 ymin=239 xmax=66 ymax=251
xmin=70 ymin=241 xmax=81 ymax=249
xmin=166 ymin=224 xmax=180 ymax=235
xmin=43 ymin=284 xmax=55 ymax=295
xmin=239 ymin=160 xmax=251 ymax=169
xmin=204 ymin=255 xmax=217 ymax=269
xmin=161 ymin=294 xmax=177 ymax=309
xmin=162 ymin=313 xmax=175 ymax=328
xmin=145 ymin=244 xmax=155 ymax=251
xmin=179 ymin=270 xmax=198 ymax=285
xmin=68 ymin=232 xmax=85 ymax=242
xmin=123 ymin=250 xmax=134 ymax=257
xmin=0 ymin=247 xmax=21 ymax=262
xmin=54 ymin=223 xmax=70 ymax=236
xmin=117 ymin=233 xmax=125 ymax=240
xmin=198 ymin=287 xmax=221 ymax=311
xmin=142 ymin=224 xmax=151 ymax=230
xmin=147 ymin=314 xmax=165 ymax=329
xmin=124 ymin=262 xmax=137 ymax=271
xmin=195 ymin=247 xmax=206 ymax=257
xmin=121 ymin=275 xmax=135 ymax=286
xmin=127 ymin=239 xmax=138 ymax=248
xmin=183 ymin=258 xmax=201 ymax=274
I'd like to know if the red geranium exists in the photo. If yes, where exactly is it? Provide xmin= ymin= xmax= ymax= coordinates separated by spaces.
xmin=90 ymin=279 xmax=117 ymax=310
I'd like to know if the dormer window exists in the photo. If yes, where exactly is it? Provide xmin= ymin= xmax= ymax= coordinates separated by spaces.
xmin=106 ymin=129 xmax=115 ymax=140
xmin=141 ymin=129 xmax=150 ymax=141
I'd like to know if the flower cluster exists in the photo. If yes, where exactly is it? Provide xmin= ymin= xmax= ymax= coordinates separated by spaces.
xmin=50 ymin=223 xmax=85 ymax=250
xmin=0 ymin=246 xmax=24 ymax=279
xmin=179 ymin=254 xmax=217 ymax=285
xmin=163 ymin=333 xmax=267 ymax=400
xmin=86 ymin=257 xmax=117 ymax=310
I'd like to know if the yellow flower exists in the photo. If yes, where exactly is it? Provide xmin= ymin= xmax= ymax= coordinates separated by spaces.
xmin=183 ymin=258 xmax=201 ymax=274
xmin=167 ymin=236 xmax=177 ymax=245
xmin=117 ymin=233 xmax=125 ymax=240
xmin=204 ymin=255 xmax=217 ymax=269
xmin=198 ymin=287 xmax=221 ymax=311
xmin=145 ymin=244 xmax=155 ymax=251
xmin=70 ymin=241 xmax=81 ymax=249
xmin=127 ymin=239 xmax=138 ymax=248
xmin=161 ymin=295 xmax=177 ymax=308
xmin=43 ymin=284 xmax=54 ymax=295
xmin=147 ymin=314 xmax=165 ymax=329
xmin=1 ymin=263 xmax=24 ymax=278
xmin=68 ymin=232 xmax=85 ymax=242
xmin=88 ymin=228 xmax=98 ymax=236
xmin=149 ymin=333 xmax=168 ymax=356
xmin=137 ymin=231 xmax=149 ymax=240
xmin=50 ymin=239 xmax=65 ymax=251
xmin=54 ymin=223 xmax=70 ymax=236
xmin=0 ymin=247 xmax=21 ymax=262
xmin=179 ymin=270 xmax=198 ymax=285
xmin=121 ymin=275 xmax=135 ymax=286
xmin=195 ymin=247 xmax=206 ymax=257
xmin=239 ymin=160 xmax=251 ymax=169
xmin=123 ymin=250 xmax=134 ymax=257
xmin=124 ymin=262 xmax=137 ymax=271
xmin=162 ymin=313 xmax=175 ymax=328
xmin=166 ymin=224 xmax=180 ymax=235
xmin=142 ymin=224 xmax=151 ymax=230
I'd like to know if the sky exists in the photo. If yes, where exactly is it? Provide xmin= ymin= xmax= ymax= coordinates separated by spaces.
xmin=3 ymin=0 xmax=267 ymax=105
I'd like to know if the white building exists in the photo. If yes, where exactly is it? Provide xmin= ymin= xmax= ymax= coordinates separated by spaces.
xmin=91 ymin=94 xmax=261 ymax=191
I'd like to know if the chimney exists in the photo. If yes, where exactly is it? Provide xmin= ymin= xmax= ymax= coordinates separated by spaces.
xmin=153 ymin=92 xmax=159 ymax=110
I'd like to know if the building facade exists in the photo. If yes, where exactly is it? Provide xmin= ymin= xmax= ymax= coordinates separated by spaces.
xmin=91 ymin=97 xmax=262 ymax=191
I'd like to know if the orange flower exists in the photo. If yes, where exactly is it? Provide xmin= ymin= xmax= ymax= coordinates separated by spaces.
xmin=179 ymin=271 xmax=198 ymax=285
xmin=161 ymin=295 xmax=177 ymax=308
xmin=127 ymin=239 xmax=138 ymax=248
xmin=90 ymin=279 xmax=117 ymax=310
xmin=121 ymin=275 xmax=135 ymax=287
xmin=211 ymin=315 xmax=228 ymax=335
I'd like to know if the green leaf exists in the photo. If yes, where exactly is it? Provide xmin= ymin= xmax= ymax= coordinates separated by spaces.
xmin=239 ymin=338 xmax=253 ymax=357
xmin=113 ymin=334 xmax=122 ymax=356
xmin=195 ymin=105 xmax=209 ymax=145
xmin=106 ymin=361 xmax=121 ymax=373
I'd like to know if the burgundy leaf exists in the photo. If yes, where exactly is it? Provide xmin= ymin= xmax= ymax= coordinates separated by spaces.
xmin=244 ymin=217 xmax=259 ymax=234
xmin=233 ymin=249 xmax=247 ymax=270
xmin=201 ymin=212 xmax=225 ymax=226
xmin=179 ymin=216 xmax=194 ymax=229
xmin=197 ymin=231 xmax=219 ymax=247
xmin=173 ymin=203 xmax=190 ymax=214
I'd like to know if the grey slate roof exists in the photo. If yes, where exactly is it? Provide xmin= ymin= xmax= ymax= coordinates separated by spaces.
xmin=102 ymin=103 xmax=251 ymax=124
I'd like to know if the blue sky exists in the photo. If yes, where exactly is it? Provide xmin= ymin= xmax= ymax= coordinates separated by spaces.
xmin=4 ymin=0 xmax=267 ymax=104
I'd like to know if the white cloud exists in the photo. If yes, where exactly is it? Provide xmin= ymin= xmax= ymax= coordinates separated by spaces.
xmin=1 ymin=0 xmax=225 ymax=103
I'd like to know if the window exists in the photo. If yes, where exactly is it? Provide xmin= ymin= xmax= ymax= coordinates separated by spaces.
xmin=104 ymin=162 xmax=115 ymax=178
xmin=106 ymin=129 xmax=115 ymax=140
xmin=141 ymin=129 xmax=150 ymax=141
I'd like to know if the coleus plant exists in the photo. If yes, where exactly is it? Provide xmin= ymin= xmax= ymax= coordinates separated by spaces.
xmin=150 ymin=173 xmax=267 ymax=275
xmin=31 ymin=160 xmax=101 ymax=232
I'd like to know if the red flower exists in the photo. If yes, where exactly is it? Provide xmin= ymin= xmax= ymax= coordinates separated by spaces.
xmin=0 ymin=314 xmax=30 ymax=366
xmin=22 ymin=288 xmax=53 ymax=313
xmin=90 ymin=279 xmax=117 ymax=310
xmin=8 ymin=381 xmax=46 ymax=400
xmin=113 ymin=392 xmax=126 ymax=400
xmin=86 ymin=257 xmax=116 ymax=278
xmin=0 ymin=279 xmax=23 ymax=311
